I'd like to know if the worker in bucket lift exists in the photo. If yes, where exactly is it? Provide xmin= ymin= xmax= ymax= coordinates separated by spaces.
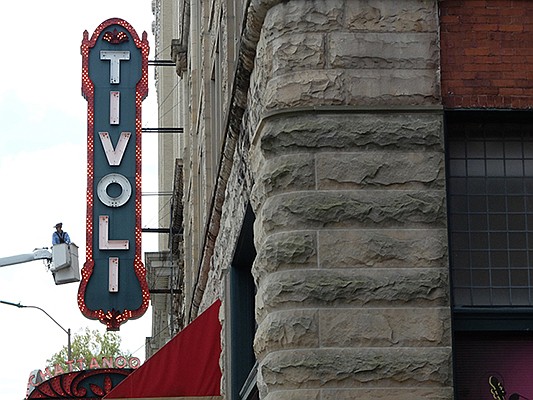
xmin=52 ymin=222 xmax=71 ymax=245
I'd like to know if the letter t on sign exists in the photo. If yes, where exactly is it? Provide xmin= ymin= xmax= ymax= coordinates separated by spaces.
xmin=100 ymin=50 xmax=130 ymax=84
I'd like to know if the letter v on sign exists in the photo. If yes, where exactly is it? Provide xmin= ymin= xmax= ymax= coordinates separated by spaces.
xmin=99 ymin=132 xmax=131 ymax=165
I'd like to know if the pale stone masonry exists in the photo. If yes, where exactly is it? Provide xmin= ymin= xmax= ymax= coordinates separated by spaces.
xmin=160 ymin=0 xmax=453 ymax=398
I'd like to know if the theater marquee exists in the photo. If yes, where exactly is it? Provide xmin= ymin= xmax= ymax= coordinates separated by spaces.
xmin=79 ymin=18 xmax=149 ymax=330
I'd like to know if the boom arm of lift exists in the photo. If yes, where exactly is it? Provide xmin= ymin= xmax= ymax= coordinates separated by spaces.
xmin=0 ymin=244 xmax=80 ymax=284
xmin=0 ymin=248 xmax=52 ymax=268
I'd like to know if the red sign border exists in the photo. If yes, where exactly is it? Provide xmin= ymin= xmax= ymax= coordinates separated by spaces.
xmin=78 ymin=18 xmax=150 ymax=330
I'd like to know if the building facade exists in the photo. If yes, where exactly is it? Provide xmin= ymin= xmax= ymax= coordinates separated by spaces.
xmin=145 ymin=0 xmax=533 ymax=399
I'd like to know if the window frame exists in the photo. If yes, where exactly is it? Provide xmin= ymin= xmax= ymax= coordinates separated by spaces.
xmin=226 ymin=205 xmax=257 ymax=400
xmin=446 ymin=110 xmax=533 ymax=314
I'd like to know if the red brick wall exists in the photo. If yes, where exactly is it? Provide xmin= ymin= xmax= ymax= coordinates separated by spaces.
xmin=440 ymin=0 xmax=533 ymax=109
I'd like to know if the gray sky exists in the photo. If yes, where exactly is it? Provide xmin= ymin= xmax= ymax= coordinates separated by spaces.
xmin=0 ymin=1 xmax=160 ymax=398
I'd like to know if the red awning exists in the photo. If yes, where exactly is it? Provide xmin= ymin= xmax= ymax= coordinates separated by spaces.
xmin=104 ymin=300 xmax=222 ymax=400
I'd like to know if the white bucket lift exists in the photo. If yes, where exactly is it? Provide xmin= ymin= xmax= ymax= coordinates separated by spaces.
xmin=0 ymin=243 xmax=80 ymax=285
xmin=50 ymin=243 xmax=80 ymax=285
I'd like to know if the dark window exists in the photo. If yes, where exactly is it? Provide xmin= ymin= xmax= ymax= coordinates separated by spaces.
xmin=447 ymin=111 xmax=533 ymax=307
xmin=229 ymin=205 xmax=257 ymax=400
xmin=447 ymin=111 xmax=533 ymax=400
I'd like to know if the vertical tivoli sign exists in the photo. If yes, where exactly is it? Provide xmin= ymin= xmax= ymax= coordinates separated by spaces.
xmin=79 ymin=18 xmax=149 ymax=330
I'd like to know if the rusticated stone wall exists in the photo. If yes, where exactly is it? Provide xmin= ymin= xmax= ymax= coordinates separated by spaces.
xmin=243 ymin=1 xmax=452 ymax=399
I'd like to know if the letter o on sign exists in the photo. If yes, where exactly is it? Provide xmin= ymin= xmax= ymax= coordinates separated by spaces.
xmin=115 ymin=356 xmax=128 ymax=369
xmin=97 ymin=173 xmax=132 ymax=207
xmin=129 ymin=357 xmax=141 ymax=369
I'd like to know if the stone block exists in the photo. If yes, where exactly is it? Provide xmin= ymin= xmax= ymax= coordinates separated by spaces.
xmin=254 ymin=309 xmax=319 ymax=355
xmin=316 ymin=151 xmax=444 ymax=190
xmin=263 ymin=69 xmax=440 ymax=110
xmin=263 ymin=69 xmax=346 ymax=110
xmin=260 ymin=347 xmax=451 ymax=389
xmin=343 ymin=69 xmax=440 ymax=105
xmin=345 ymin=0 xmax=438 ymax=32
xmin=318 ymin=229 xmax=448 ymax=269
xmin=252 ymin=154 xmax=315 ymax=206
xmin=253 ymin=231 xmax=317 ymax=280
xmin=328 ymin=32 xmax=438 ymax=70
xmin=319 ymin=307 xmax=451 ymax=347
xmin=256 ymin=268 xmax=449 ymax=318
xmin=270 ymin=33 xmax=325 ymax=75
xmin=261 ymin=390 xmax=321 ymax=400
xmin=321 ymin=388 xmax=453 ymax=399
xmin=258 ymin=190 xmax=446 ymax=234
xmin=263 ymin=0 xmax=345 ymax=39
xmin=259 ymin=112 xmax=443 ymax=155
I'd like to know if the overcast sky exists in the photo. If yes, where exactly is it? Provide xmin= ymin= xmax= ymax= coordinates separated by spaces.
xmin=0 ymin=1 xmax=161 ymax=398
